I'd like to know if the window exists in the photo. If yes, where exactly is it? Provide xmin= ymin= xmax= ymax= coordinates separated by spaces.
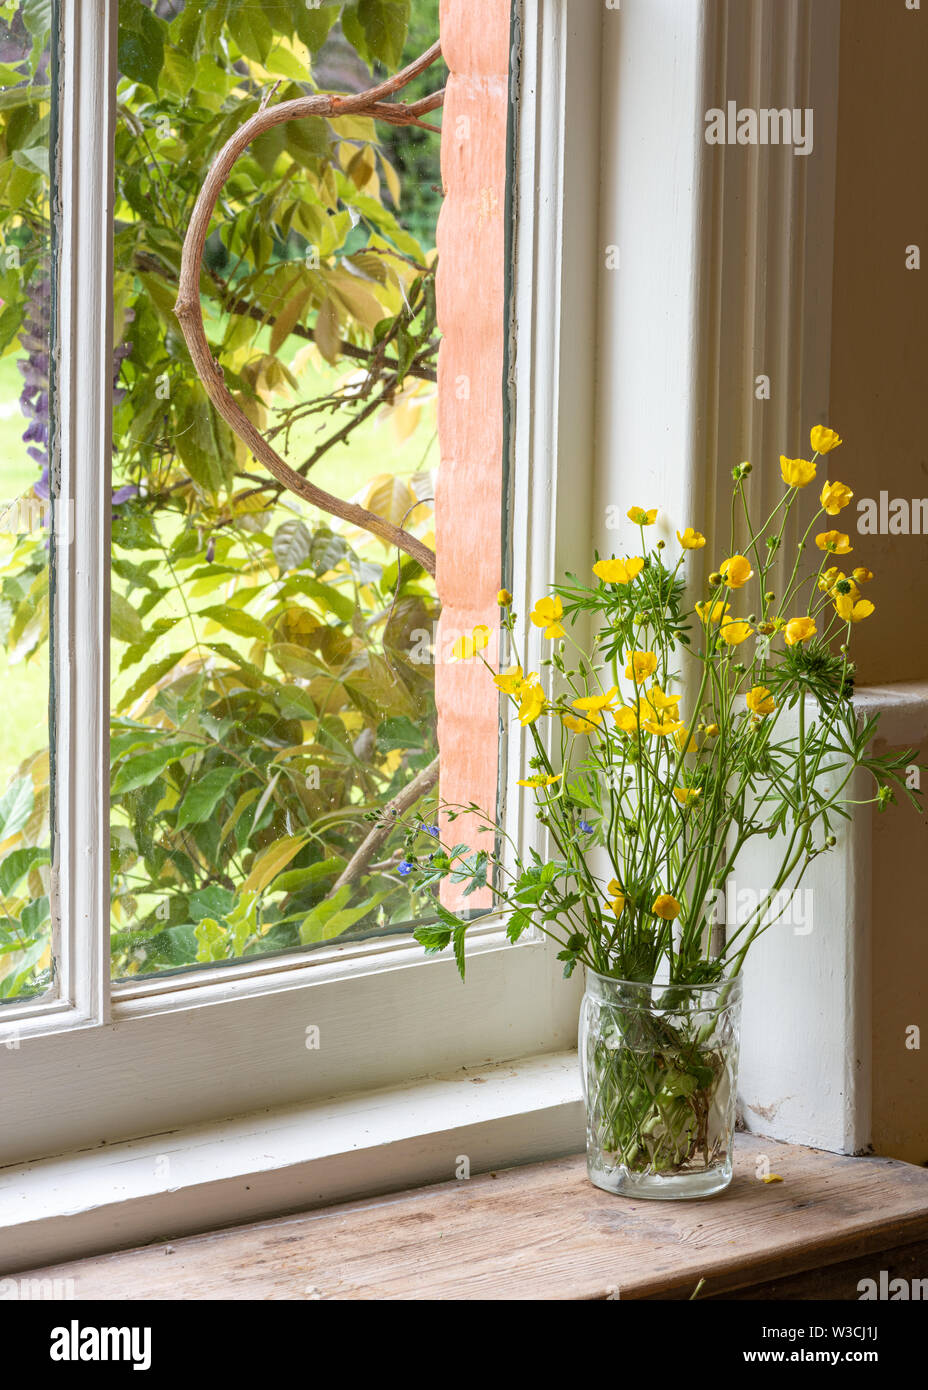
xmin=0 ymin=0 xmax=584 ymax=1180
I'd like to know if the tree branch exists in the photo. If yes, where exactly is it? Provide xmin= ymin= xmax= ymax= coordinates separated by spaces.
xmin=333 ymin=754 xmax=440 ymax=891
xmin=175 ymin=42 xmax=444 ymax=577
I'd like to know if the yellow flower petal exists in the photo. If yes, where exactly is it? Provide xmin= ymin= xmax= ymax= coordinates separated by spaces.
xmin=593 ymin=555 xmax=645 ymax=585
xmin=530 ymin=595 xmax=565 ymax=639
xmin=493 ymin=664 xmax=524 ymax=694
xmin=573 ymin=686 xmax=619 ymax=713
xmin=677 ymin=527 xmax=706 ymax=550
xmin=816 ymin=530 xmax=852 ymax=555
xmin=781 ymin=455 xmax=817 ymax=488
xmin=561 ymin=711 xmax=598 ymax=734
xmin=810 ymin=425 xmax=842 ymax=455
xmin=624 ymin=650 xmax=657 ymax=683
xmin=720 ymin=620 xmax=752 ymax=646
xmin=627 ymin=506 xmax=658 ymax=526
xmin=696 ymin=599 xmax=731 ymax=625
xmin=720 ymin=555 xmax=753 ymax=589
xmin=835 ymin=595 xmax=875 ymax=623
xmin=746 ymin=685 xmax=776 ymax=717
xmin=820 ymin=480 xmax=853 ymax=515
xmin=517 ymin=679 xmax=546 ymax=725
xmin=652 ymin=894 xmax=681 ymax=920
xmin=673 ymin=786 xmax=701 ymax=806
xmin=784 ymin=615 xmax=817 ymax=646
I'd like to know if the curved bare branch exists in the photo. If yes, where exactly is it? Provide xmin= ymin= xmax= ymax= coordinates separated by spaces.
xmin=175 ymin=42 xmax=444 ymax=576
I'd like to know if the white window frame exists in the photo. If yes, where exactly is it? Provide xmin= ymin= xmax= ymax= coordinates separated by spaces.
xmin=0 ymin=0 xmax=597 ymax=1201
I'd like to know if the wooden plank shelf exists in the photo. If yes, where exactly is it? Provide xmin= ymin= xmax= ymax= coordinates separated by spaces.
xmin=17 ymin=1134 xmax=928 ymax=1300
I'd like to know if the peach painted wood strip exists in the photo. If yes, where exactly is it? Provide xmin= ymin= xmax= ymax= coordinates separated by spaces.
xmin=435 ymin=2 xmax=510 ymax=903
xmin=18 ymin=1136 xmax=928 ymax=1301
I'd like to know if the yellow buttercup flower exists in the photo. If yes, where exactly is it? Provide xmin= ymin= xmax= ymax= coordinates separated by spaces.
xmin=811 ymin=425 xmax=842 ymax=455
xmin=746 ymin=685 xmax=776 ymax=717
xmin=720 ymin=555 xmax=753 ymax=589
xmin=450 ymin=625 xmax=491 ymax=661
xmin=696 ymin=599 xmax=731 ymax=625
xmin=720 ymin=619 xmax=752 ymax=646
xmin=625 ymin=649 xmax=657 ymax=683
xmin=816 ymin=530 xmax=852 ymax=555
xmin=571 ymin=687 xmax=619 ymax=724
xmin=639 ymin=685 xmax=683 ymax=737
xmin=852 ymin=567 xmax=874 ymax=584
xmin=817 ymin=565 xmax=839 ymax=593
xmin=652 ymin=894 xmax=682 ymax=921
xmin=593 ymin=555 xmax=644 ymax=585
xmin=517 ymin=678 xmax=546 ymax=725
xmin=820 ymin=480 xmax=853 ymax=515
xmin=627 ymin=506 xmax=658 ymax=526
xmin=561 ymin=711 xmax=598 ymax=734
xmin=674 ymin=724 xmax=696 ymax=753
xmin=781 ymin=455 xmax=817 ymax=488
xmin=530 ymin=594 xmax=565 ymax=638
xmin=835 ymin=594 xmax=875 ymax=624
xmin=606 ymin=880 xmax=626 ymax=916
xmin=612 ymin=705 xmax=639 ymax=734
xmin=517 ymin=773 xmax=561 ymax=788
xmin=674 ymin=786 xmax=701 ymax=806
xmin=784 ymin=615 xmax=817 ymax=646
xmin=497 ymin=588 xmax=512 ymax=606
xmin=677 ymin=527 xmax=706 ymax=550
xmin=493 ymin=664 xmax=523 ymax=694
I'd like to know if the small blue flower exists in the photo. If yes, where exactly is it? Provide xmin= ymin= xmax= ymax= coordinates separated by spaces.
xmin=426 ymin=824 xmax=440 ymax=837
xmin=579 ymin=820 xmax=593 ymax=834
xmin=398 ymin=859 xmax=415 ymax=877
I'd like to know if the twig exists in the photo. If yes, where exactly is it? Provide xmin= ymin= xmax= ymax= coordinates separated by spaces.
xmin=175 ymin=42 xmax=444 ymax=577
xmin=333 ymin=755 xmax=440 ymax=891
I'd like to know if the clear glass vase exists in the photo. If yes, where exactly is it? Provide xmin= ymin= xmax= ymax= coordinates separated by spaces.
xmin=579 ymin=970 xmax=743 ymax=1199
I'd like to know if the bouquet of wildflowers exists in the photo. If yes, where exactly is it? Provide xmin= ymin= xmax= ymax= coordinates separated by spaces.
xmin=404 ymin=426 xmax=917 ymax=985
xmin=393 ymin=428 xmax=921 ymax=1183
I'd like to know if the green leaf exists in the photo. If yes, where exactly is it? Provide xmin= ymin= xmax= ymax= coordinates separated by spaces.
xmin=240 ymin=835 xmax=307 ymax=895
xmin=194 ymin=917 xmax=229 ymax=963
xmin=0 ymin=846 xmax=49 ymax=896
xmin=174 ymin=765 xmax=242 ymax=831
xmin=413 ymin=923 xmax=451 ymax=954
xmin=110 ymin=591 xmax=147 ymax=645
xmin=0 ymin=778 xmax=34 ymax=843
xmin=452 ymin=922 xmax=467 ymax=981
xmin=117 ymin=650 xmax=188 ymax=712
xmin=112 ymin=743 xmax=199 ymax=796
xmin=21 ymin=0 xmax=52 ymax=44
xmin=118 ymin=0 xmax=165 ymax=92
xmin=21 ymin=894 xmax=50 ymax=936
xmin=283 ymin=574 xmax=354 ymax=623
xmin=299 ymin=886 xmax=384 ymax=944
xmin=272 ymin=518 xmax=312 ymax=572
xmin=197 ymin=604 xmax=272 ymax=642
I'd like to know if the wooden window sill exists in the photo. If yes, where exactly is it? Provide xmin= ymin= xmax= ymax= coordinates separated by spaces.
xmin=17 ymin=1134 xmax=928 ymax=1300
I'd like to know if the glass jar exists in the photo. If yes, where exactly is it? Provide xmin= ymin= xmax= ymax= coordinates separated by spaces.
xmin=579 ymin=970 xmax=743 ymax=1199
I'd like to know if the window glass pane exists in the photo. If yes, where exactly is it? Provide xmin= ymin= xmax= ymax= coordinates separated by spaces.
xmin=0 ymin=1 xmax=56 ymax=1004
xmin=109 ymin=0 xmax=448 ymax=980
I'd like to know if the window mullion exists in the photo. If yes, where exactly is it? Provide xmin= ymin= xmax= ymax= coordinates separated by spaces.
xmin=53 ymin=0 xmax=118 ymax=1026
